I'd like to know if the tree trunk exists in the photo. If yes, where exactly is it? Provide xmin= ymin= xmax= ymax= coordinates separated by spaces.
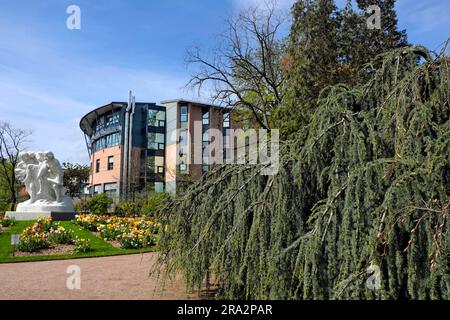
xmin=10 ymin=192 xmax=16 ymax=211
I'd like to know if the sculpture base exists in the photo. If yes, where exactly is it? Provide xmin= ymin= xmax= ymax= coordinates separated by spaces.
xmin=5 ymin=211 xmax=76 ymax=222
xmin=16 ymin=196 xmax=75 ymax=213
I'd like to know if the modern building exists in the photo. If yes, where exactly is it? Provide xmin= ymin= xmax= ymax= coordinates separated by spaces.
xmin=80 ymin=93 xmax=233 ymax=200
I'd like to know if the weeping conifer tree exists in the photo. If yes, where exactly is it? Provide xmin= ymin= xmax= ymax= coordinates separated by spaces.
xmin=155 ymin=45 xmax=450 ymax=300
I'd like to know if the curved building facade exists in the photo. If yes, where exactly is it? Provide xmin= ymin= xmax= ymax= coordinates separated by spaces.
xmin=80 ymin=94 xmax=166 ymax=201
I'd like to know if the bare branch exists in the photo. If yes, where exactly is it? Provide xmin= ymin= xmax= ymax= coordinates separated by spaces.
xmin=185 ymin=2 xmax=287 ymax=130
xmin=0 ymin=121 xmax=31 ymax=210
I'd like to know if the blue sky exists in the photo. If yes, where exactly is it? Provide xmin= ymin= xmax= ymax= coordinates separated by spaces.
xmin=0 ymin=0 xmax=449 ymax=164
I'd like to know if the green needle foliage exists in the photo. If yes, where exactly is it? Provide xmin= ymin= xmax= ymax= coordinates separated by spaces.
xmin=156 ymin=45 xmax=450 ymax=300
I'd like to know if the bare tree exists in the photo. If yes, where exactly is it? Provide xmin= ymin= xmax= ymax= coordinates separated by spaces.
xmin=186 ymin=1 xmax=287 ymax=130
xmin=0 ymin=122 xmax=30 ymax=210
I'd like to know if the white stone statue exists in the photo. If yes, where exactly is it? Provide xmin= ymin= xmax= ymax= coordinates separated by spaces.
xmin=12 ymin=151 xmax=75 ymax=214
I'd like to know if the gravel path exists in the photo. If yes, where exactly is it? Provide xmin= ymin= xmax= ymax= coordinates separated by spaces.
xmin=0 ymin=253 xmax=198 ymax=300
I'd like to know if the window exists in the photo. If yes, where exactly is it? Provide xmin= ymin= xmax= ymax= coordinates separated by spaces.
xmin=105 ymin=133 xmax=120 ymax=148
xmin=105 ymin=113 xmax=120 ymax=127
xmin=223 ymin=112 xmax=230 ymax=128
xmin=224 ymin=134 xmax=230 ymax=148
xmin=93 ymin=118 xmax=105 ymax=135
xmin=202 ymin=115 xmax=210 ymax=171
xmin=224 ymin=149 xmax=231 ymax=160
xmin=202 ymin=131 xmax=209 ymax=143
xmin=107 ymin=156 xmax=114 ymax=171
xmin=96 ymin=159 xmax=100 ymax=173
xmin=179 ymin=163 xmax=187 ymax=173
xmin=154 ymin=182 xmax=165 ymax=193
xmin=148 ymin=109 xmax=166 ymax=127
xmin=202 ymin=141 xmax=209 ymax=153
xmin=223 ymin=122 xmax=231 ymax=163
xmin=104 ymin=183 xmax=117 ymax=199
xmin=93 ymin=132 xmax=121 ymax=152
xmin=179 ymin=130 xmax=188 ymax=143
xmin=94 ymin=139 xmax=105 ymax=152
xmin=180 ymin=105 xmax=188 ymax=123
xmin=148 ymin=133 xmax=165 ymax=150
xmin=179 ymin=130 xmax=188 ymax=156
xmin=148 ymin=156 xmax=165 ymax=174
xmin=93 ymin=184 xmax=102 ymax=195
xmin=202 ymin=110 xmax=210 ymax=125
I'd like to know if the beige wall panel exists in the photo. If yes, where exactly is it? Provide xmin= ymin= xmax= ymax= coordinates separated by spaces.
xmin=90 ymin=146 xmax=122 ymax=186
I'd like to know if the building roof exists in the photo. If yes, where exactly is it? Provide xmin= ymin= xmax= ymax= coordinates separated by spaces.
xmin=80 ymin=98 xmax=231 ymax=136
xmin=79 ymin=102 xmax=126 ymax=136
xmin=160 ymin=98 xmax=231 ymax=110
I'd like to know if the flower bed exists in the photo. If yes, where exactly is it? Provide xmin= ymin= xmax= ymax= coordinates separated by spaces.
xmin=74 ymin=214 xmax=161 ymax=249
xmin=16 ymin=216 xmax=89 ymax=254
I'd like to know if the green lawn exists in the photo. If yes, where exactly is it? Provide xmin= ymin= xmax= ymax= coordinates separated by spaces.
xmin=0 ymin=221 xmax=157 ymax=264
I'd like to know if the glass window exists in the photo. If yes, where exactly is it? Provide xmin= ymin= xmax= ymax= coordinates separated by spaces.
xmin=108 ymin=156 xmax=114 ymax=171
xmin=93 ymin=118 xmax=105 ymax=134
xmin=105 ymin=190 xmax=115 ymax=198
xmin=94 ymin=184 xmax=102 ymax=194
xmin=179 ymin=130 xmax=188 ymax=144
xmin=94 ymin=133 xmax=120 ymax=152
xmin=224 ymin=149 xmax=231 ymax=160
xmin=95 ymin=159 xmax=100 ymax=173
xmin=104 ymin=183 xmax=117 ymax=199
xmin=224 ymin=135 xmax=230 ymax=148
xmin=223 ymin=112 xmax=230 ymax=128
xmin=105 ymin=113 xmax=120 ymax=127
xmin=202 ymin=131 xmax=209 ymax=143
xmin=148 ymin=156 xmax=164 ymax=174
xmin=202 ymin=141 xmax=209 ymax=152
xmin=202 ymin=165 xmax=209 ymax=173
xmin=154 ymin=182 xmax=165 ymax=193
xmin=202 ymin=110 xmax=209 ymax=125
xmin=148 ymin=109 xmax=166 ymax=127
xmin=104 ymin=183 xmax=116 ymax=191
xmin=94 ymin=139 xmax=104 ymax=152
xmin=180 ymin=105 xmax=188 ymax=123
xmin=105 ymin=133 xmax=119 ymax=148
xmin=179 ymin=163 xmax=187 ymax=173
xmin=148 ymin=133 xmax=165 ymax=150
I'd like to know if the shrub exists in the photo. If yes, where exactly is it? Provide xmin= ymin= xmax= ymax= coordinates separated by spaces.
xmin=115 ymin=201 xmax=140 ymax=217
xmin=140 ymin=193 xmax=171 ymax=217
xmin=74 ymin=199 xmax=90 ymax=214
xmin=88 ymin=194 xmax=113 ymax=215
xmin=0 ymin=201 xmax=9 ymax=213
xmin=74 ymin=237 xmax=92 ymax=253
